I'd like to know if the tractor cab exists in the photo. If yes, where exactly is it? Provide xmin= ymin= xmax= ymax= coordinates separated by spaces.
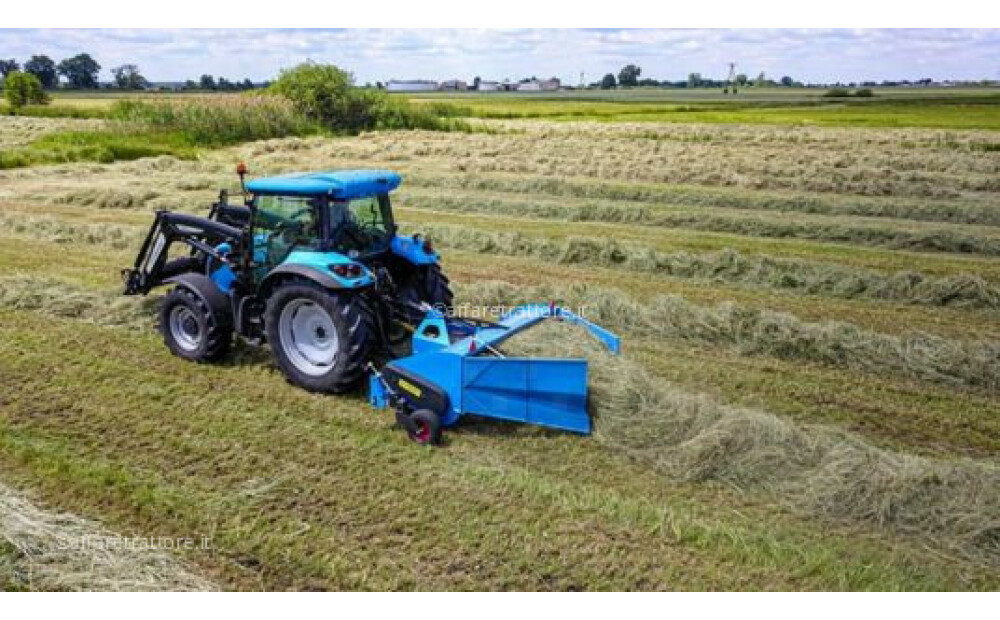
xmin=243 ymin=170 xmax=405 ymax=289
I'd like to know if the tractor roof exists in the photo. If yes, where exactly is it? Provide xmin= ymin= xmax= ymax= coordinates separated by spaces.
xmin=246 ymin=169 xmax=401 ymax=199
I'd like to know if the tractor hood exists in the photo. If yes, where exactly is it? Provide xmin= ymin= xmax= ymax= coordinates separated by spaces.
xmin=246 ymin=170 xmax=402 ymax=199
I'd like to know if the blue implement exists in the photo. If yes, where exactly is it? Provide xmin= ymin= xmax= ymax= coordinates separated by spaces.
xmin=370 ymin=303 xmax=620 ymax=435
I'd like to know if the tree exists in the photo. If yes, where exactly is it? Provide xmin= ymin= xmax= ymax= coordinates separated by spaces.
xmin=618 ymin=64 xmax=641 ymax=88
xmin=755 ymin=71 xmax=766 ymax=87
xmin=199 ymin=74 xmax=216 ymax=90
xmin=3 ymin=71 xmax=50 ymax=112
xmin=24 ymin=55 xmax=58 ymax=89
xmin=57 ymin=53 xmax=101 ymax=89
xmin=735 ymin=74 xmax=748 ymax=87
xmin=268 ymin=62 xmax=434 ymax=133
xmin=240 ymin=78 xmax=254 ymax=90
xmin=687 ymin=73 xmax=702 ymax=88
xmin=0 ymin=59 xmax=20 ymax=78
xmin=780 ymin=75 xmax=794 ymax=87
xmin=599 ymin=73 xmax=616 ymax=89
xmin=111 ymin=64 xmax=147 ymax=90
xmin=217 ymin=77 xmax=234 ymax=90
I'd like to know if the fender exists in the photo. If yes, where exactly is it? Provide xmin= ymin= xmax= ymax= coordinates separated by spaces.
xmin=391 ymin=234 xmax=439 ymax=266
xmin=258 ymin=264 xmax=371 ymax=298
xmin=165 ymin=272 xmax=233 ymax=328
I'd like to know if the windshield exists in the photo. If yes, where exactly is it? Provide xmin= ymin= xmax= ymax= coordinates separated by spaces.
xmin=328 ymin=194 xmax=394 ymax=255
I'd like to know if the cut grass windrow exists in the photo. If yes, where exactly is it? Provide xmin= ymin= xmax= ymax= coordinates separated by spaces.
xmin=0 ymin=213 xmax=144 ymax=251
xmin=4 ymin=212 xmax=998 ymax=312
xmin=416 ymin=223 xmax=1000 ymax=310
xmin=407 ymin=172 xmax=1000 ymax=227
xmin=0 ymin=482 xmax=213 ymax=591
xmin=2 ymin=273 xmax=997 ymax=398
xmin=456 ymin=280 xmax=1000 ymax=393
xmin=401 ymin=190 xmax=1000 ymax=257
xmin=505 ymin=322 xmax=1000 ymax=567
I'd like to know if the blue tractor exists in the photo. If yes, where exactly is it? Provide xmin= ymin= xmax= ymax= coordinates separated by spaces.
xmin=124 ymin=165 xmax=451 ymax=392
xmin=124 ymin=165 xmax=620 ymax=445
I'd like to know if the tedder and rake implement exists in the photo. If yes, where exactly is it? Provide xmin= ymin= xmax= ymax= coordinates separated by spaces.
xmin=123 ymin=164 xmax=620 ymax=444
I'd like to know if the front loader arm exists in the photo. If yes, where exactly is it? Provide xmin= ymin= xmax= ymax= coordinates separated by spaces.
xmin=123 ymin=211 xmax=244 ymax=295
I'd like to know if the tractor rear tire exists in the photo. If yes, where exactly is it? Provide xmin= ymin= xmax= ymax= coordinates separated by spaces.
xmin=265 ymin=281 xmax=375 ymax=394
xmin=159 ymin=286 xmax=232 ymax=362
xmin=398 ymin=263 xmax=454 ymax=323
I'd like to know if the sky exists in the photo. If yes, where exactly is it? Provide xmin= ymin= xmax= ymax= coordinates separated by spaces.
xmin=1 ymin=29 xmax=998 ymax=84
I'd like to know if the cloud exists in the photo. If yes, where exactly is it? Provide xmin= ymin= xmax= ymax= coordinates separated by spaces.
xmin=0 ymin=28 xmax=997 ymax=83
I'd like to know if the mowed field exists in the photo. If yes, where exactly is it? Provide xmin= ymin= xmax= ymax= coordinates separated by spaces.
xmin=1 ymin=92 xmax=999 ymax=590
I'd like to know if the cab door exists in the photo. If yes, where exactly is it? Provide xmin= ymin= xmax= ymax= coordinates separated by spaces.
xmin=252 ymin=194 xmax=322 ymax=281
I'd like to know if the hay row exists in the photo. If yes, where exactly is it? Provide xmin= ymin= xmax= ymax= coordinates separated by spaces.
xmin=3 ymin=211 xmax=996 ymax=311
xmin=52 ymin=188 xmax=161 ymax=211
xmin=502 ymin=321 xmax=1000 ymax=565
xmin=1 ymin=482 xmax=212 ymax=591
xmin=404 ymin=193 xmax=1000 ymax=256
xmin=419 ymin=223 xmax=1000 ymax=309
xmin=457 ymin=280 xmax=1000 ymax=392
xmin=313 ymin=128 xmax=1000 ymax=198
xmin=2 ymin=263 xmax=997 ymax=395
xmin=0 ymin=212 xmax=144 ymax=250
xmin=0 ymin=276 xmax=156 ymax=327
xmin=406 ymin=172 xmax=1000 ymax=227
xmin=1 ymin=270 xmax=997 ymax=392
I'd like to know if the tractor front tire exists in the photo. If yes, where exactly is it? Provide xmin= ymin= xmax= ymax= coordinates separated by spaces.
xmin=159 ymin=286 xmax=232 ymax=363
xmin=265 ymin=282 xmax=374 ymax=394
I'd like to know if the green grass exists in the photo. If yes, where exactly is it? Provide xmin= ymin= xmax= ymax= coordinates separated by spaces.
xmin=0 ymin=103 xmax=109 ymax=118
xmin=0 ymin=307 xmax=994 ymax=590
xmin=0 ymin=130 xmax=197 ymax=169
xmin=408 ymin=90 xmax=1000 ymax=130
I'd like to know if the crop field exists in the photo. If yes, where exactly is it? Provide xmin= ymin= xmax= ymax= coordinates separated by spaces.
xmin=1 ymin=92 xmax=999 ymax=590
xmin=410 ymin=89 xmax=1000 ymax=130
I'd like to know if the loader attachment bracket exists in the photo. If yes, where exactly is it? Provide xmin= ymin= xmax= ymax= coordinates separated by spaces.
xmin=124 ymin=211 xmax=244 ymax=295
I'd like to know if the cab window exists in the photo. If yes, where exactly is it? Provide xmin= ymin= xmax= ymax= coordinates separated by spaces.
xmin=329 ymin=195 xmax=393 ymax=254
xmin=254 ymin=195 xmax=320 ymax=267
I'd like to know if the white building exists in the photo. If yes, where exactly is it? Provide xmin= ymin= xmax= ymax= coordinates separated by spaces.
xmin=439 ymin=79 xmax=468 ymax=91
xmin=515 ymin=78 xmax=561 ymax=92
xmin=386 ymin=80 xmax=438 ymax=92
xmin=477 ymin=81 xmax=501 ymax=91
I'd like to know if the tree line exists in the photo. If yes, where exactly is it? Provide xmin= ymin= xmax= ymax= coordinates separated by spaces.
xmin=0 ymin=53 xmax=260 ymax=91
xmin=594 ymin=64 xmax=806 ymax=90
xmin=1 ymin=53 xmax=105 ymax=89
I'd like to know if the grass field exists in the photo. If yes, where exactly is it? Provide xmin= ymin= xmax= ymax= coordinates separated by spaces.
xmin=407 ymin=87 xmax=1000 ymax=129
xmin=0 ymin=91 xmax=999 ymax=590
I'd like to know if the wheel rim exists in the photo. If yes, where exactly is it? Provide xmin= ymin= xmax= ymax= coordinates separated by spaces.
xmin=278 ymin=298 xmax=339 ymax=377
xmin=413 ymin=419 xmax=431 ymax=444
xmin=169 ymin=305 xmax=202 ymax=352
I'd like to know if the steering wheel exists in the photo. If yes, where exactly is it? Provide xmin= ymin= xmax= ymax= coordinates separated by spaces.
xmin=272 ymin=220 xmax=303 ymax=246
xmin=340 ymin=222 xmax=371 ymax=247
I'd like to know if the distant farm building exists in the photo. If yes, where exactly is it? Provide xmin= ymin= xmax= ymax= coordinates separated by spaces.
xmin=439 ymin=79 xmax=468 ymax=91
xmin=477 ymin=81 xmax=501 ymax=91
xmin=386 ymin=80 xmax=438 ymax=92
xmin=516 ymin=78 xmax=561 ymax=92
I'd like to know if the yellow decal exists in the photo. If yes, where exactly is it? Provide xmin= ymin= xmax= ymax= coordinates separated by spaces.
xmin=397 ymin=379 xmax=422 ymax=398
